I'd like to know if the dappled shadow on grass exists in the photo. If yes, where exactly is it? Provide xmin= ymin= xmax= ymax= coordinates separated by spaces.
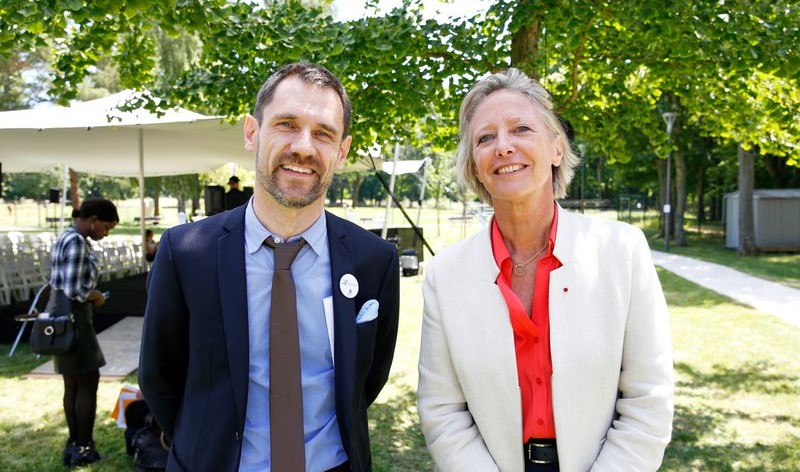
xmin=369 ymin=385 xmax=433 ymax=472
xmin=667 ymin=400 xmax=800 ymax=471
xmin=665 ymin=359 xmax=800 ymax=471
xmin=669 ymin=402 xmax=723 ymax=445
xmin=675 ymin=361 xmax=800 ymax=396
xmin=0 ymin=410 xmax=70 ymax=472
xmin=663 ymin=434 xmax=800 ymax=472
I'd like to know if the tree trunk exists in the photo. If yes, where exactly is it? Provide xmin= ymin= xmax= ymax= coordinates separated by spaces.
xmin=674 ymin=146 xmax=687 ymax=246
xmin=710 ymin=193 xmax=720 ymax=221
xmin=151 ymin=176 xmax=161 ymax=217
xmin=69 ymin=168 xmax=80 ymax=209
xmin=511 ymin=12 xmax=542 ymax=79
xmin=190 ymin=174 xmax=200 ymax=216
xmin=352 ymin=173 xmax=362 ymax=208
xmin=696 ymin=164 xmax=706 ymax=228
xmin=656 ymin=157 xmax=675 ymax=239
xmin=737 ymin=145 xmax=757 ymax=255
xmin=596 ymin=155 xmax=604 ymax=198
xmin=655 ymin=158 xmax=665 ymax=233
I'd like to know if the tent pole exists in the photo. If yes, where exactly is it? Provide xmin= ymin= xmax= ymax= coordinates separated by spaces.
xmin=139 ymin=128 xmax=146 ymax=272
xmin=381 ymin=143 xmax=400 ymax=239
xmin=59 ymin=164 xmax=68 ymax=234
xmin=416 ymin=157 xmax=429 ymax=228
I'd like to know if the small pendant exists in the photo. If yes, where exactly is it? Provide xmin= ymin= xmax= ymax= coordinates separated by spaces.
xmin=513 ymin=264 xmax=526 ymax=276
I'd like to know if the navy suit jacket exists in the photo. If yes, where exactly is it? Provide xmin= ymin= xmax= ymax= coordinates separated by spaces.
xmin=139 ymin=206 xmax=400 ymax=471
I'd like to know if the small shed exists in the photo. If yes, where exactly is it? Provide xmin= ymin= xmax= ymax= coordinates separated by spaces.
xmin=723 ymin=189 xmax=800 ymax=251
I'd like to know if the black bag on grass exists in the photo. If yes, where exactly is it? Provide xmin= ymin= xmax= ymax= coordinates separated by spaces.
xmin=123 ymin=399 xmax=168 ymax=471
xmin=132 ymin=424 xmax=168 ymax=472
xmin=124 ymin=400 xmax=150 ymax=455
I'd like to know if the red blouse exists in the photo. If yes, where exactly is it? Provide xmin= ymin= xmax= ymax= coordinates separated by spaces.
xmin=490 ymin=205 xmax=561 ymax=440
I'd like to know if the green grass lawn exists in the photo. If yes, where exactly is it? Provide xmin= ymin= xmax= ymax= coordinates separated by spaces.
xmin=2 ymin=269 xmax=798 ymax=471
xmin=2 ymin=205 xmax=798 ymax=471
xmin=658 ymin=268 xmax=800 ymax=471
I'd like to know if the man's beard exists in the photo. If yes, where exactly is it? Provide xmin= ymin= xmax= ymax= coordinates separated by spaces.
xmin=257 ymin=153 xmax=332 ymax=209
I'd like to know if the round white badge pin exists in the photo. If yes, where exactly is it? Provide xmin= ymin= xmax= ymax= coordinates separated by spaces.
xmin=339 ymin=274 xmax=359 ymax=299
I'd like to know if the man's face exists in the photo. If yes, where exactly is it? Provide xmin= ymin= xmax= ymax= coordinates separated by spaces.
xmin=244 ymin=76 xmax=351 ymax=209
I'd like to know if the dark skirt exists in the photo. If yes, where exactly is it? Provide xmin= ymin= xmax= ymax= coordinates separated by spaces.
xmin=54 ymin=300 xmax=106 ymax=375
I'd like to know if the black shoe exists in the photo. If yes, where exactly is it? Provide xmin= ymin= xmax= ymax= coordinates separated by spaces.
xmin=62 ymin=439 xmax=77 ymax=466
xmin=69 ymin=441 xmax=106 ymax=469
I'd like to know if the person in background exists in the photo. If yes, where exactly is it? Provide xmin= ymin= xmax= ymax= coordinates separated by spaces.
xmin=417 ymin=68 xmax=674 ymax=471
xmin=50 ymin=197 xmax=119 ymax=469
xmin=139 ymin=62 xmax=400 ymax=472
xmin=225 ymin=175 xmax=250 ymax=210
xmin=144 ymin=229 xmax=159 ymax=263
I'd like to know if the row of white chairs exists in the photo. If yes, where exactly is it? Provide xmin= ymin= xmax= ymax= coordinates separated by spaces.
xmin=1 ymin=232 xmax=146 ymax=306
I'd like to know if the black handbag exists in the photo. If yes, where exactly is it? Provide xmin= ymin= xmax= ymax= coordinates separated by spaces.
xmin=30 ymin=288 xmax=78 ymax=355
xmin=30 ymin=313 xmax=77 ymax=355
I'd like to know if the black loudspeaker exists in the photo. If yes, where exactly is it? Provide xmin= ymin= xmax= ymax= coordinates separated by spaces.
xmin=48 ymin=188 xmax=61 ymax=204
xmin=204 ymin=185 xmax=225 ymax=216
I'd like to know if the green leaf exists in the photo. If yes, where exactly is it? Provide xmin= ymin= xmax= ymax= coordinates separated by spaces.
xmin=26 ymin=22 xmax=45 ymax=34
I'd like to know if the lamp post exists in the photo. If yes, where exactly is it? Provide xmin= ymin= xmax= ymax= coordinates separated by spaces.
xmin=662 ymin=111 xmax=678 ymax=252
xmin=578 ymin=143 xmax=587 ymax=214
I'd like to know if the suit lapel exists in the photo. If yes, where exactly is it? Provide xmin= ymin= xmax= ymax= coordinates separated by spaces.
xmin=548 ymin=207 xmax=592 ymax=444
xmin=325 ymin=213 xmax=357 ymax=423
xmin=457 ymin=228 xmax=523 ymax=460
xmin=217 ymin=207 xmax=249 ymax=421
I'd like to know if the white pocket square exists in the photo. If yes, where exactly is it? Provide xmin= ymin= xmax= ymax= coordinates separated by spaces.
xmin=356 ymin=299 xmax=379 ymax=324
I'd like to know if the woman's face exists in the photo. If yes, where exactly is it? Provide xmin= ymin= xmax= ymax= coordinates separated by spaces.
xmin=89 ymin=217 xmax=117 ymax=241
xmin=470 ymin=90 xmax=563 ymax=205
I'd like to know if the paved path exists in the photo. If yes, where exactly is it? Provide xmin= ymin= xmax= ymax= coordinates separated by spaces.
xmin=652 ymin=250 xmax=800 ymax=327
xmin=27 ymin=316 xmax=143 ymax=380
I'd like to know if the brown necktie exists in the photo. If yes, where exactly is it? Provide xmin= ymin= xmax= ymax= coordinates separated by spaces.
xmin=264 ymin=236 xmax=307 ymax=471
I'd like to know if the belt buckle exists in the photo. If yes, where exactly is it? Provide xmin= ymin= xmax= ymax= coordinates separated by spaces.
xmin=526 ymin=441 xmax=555 ymax=465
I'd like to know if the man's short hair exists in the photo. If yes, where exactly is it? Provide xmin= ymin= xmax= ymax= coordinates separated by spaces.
xmin=253 ymin=62 xmax=352 ymax=139
xmin=228 ymin=176 xmax=240 ymax=184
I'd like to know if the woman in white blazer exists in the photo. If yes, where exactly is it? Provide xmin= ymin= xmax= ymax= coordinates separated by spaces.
xmin=417 ymin=68 xmax=674 ymax=472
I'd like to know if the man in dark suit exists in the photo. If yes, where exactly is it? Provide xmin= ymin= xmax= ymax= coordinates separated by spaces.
xmin=139 ymin=62 xmax=400 ymax=472
xmin=224 ymin=175 xmax=250 ymax=210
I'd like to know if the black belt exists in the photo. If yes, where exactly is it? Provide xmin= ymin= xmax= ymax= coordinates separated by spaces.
xmin=524 ymin=438 xmax=558 ymax=465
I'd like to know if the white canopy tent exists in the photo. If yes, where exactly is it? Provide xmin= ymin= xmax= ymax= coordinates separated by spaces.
xmin=0 ymin=90 xmax=251 ymax=176
xmin=381 ymin=159 xmax=425 ymax=175
xmin=0 ymin=90 xmax=251 ymax=269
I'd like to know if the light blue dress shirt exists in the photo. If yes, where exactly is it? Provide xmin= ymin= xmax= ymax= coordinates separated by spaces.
xmin=239 ymin=201 xmax=347 ymax=472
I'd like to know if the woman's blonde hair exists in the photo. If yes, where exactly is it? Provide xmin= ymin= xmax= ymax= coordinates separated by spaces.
xmin=455 ymin=68 xmax=579 ymax=202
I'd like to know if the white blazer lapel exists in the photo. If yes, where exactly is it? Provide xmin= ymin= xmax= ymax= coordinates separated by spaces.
xmin=424 ymin=227 xmax=524 ymax=471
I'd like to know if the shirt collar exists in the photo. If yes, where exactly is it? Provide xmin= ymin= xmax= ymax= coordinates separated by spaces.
xmin=66 ymin=225 xmax=89 ymax=242
xmin=244 ymin=200 xmax=327 ymax=255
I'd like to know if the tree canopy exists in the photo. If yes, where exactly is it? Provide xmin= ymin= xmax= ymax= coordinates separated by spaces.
xmin=1 ymin=0 xmax=798 ymax=227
